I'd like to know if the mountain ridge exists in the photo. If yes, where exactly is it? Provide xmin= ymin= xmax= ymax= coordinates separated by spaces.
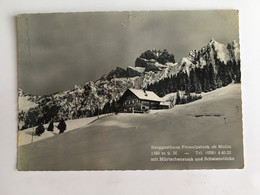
xmin=18 ymin=39 xmax=240 ymax=130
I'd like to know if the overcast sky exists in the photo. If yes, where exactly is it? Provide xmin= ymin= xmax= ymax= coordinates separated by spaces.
xmin=17 ymin=10 xmax=239 ymax=95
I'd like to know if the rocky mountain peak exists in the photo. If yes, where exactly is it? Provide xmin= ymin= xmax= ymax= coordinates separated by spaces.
xmin=18 ymin=39 xmax=240 ymax=130
xmin=209 ymin=38 xmax=216 ymax=43
xmin=137 ymin=49 xmax=175 ymax=65
xmin=134 ymin=49 xmax=175 ymax=74
xmin=187 ymin=50 xmax=198 ymax=62
xmin=106 ymin=66 xmax=127 ymax=80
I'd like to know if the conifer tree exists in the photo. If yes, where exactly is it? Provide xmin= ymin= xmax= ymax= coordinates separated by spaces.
xmin=176 ymin=90 xmax=181 ymax=105
xmin=209 ymin=63 xmax=217 ymax=90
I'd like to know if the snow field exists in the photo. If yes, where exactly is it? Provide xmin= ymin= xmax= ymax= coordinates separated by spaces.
xmin=18 ymin=114 xmax=113 ymax=146
xmin=18 ymin=84 xmax=243 ymax=170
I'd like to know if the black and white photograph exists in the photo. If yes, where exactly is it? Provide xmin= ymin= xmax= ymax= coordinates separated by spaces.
xmin=16 ymin=10 xmax=243 ymax=171
xmin=2 ymin=0 xmax=260 ymax=193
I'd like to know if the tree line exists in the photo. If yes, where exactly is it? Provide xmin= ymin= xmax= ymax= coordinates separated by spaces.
xmin=147 ymin=59 xmax=241 ymax=99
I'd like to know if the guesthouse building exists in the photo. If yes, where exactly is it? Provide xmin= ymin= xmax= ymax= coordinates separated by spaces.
xmin=118 ymin=88 xmax=164 ymax=113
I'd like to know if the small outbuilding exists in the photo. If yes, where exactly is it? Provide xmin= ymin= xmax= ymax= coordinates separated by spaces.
xmin=118 ymin=88 xmax=163 ymax=113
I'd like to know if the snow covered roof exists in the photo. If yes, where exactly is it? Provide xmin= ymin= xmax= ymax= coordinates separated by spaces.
xmin=128 ymin=88 xmax=162 ymax=102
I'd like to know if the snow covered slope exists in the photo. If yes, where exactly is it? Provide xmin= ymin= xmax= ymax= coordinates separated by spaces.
xmin=18 ymin=97 xmax=38 ymax=112
xmin=18 ymin=83 xmax=243 ymax=170
xmin=18 ymin=114 xmax=112 ymax=146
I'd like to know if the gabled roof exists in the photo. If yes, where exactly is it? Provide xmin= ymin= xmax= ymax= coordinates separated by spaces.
xmin=127 ymin=88 xmax=162 ymax=102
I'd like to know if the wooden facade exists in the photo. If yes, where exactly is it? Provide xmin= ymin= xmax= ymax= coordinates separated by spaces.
xmin=118 ymin=89 xmax=161 ymax=113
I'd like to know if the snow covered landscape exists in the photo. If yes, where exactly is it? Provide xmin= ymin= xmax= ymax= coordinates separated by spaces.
xmin=18 ymin=39 xmax=241 ymax=130
xmin=18 ymin=114 xmax=112 ymax=146
xmin=18 ymin=83 xmax=243 ymax=170
xmin=17 ymin=37 xmax=243 ymax=170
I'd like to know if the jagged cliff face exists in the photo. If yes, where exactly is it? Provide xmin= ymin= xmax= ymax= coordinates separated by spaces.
xmin=18 ymin=39 xmax=240 ymax=130
xmin=178 ymin=39 xmax=240 ymax=74
xmin=147 ymin=39 xmax=241 ymax=97
xmin=182 ymin=39 xmax=240 ymax=83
